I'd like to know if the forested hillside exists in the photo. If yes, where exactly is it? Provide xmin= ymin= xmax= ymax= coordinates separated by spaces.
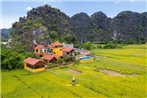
xmin=9 ymin=4 xmax=147 ymax=51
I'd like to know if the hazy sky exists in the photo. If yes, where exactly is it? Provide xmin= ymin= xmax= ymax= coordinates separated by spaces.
xmin=1 ymin=0 xmax=147 ymax=29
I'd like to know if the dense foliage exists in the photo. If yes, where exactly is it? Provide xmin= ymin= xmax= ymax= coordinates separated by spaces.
xmin=1 ymin=48 xmax=34 ymax=70
xmin=97 ymin=42 xmax=122 ymax=49
xmin=63 ymin=55 xmax=72 ymax=62
xmin=60 ymin=34 xmax=76 ymax=44
xmin=80 ymin=41 xmax=95 ymax=50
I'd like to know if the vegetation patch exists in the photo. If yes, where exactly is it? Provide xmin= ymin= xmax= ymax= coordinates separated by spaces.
xmin=59 ymin=66 xmax=70 ymax=70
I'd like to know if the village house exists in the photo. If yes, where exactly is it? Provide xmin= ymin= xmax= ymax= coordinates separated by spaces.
xmin=34 ymin=45 xmax=47 ymax=57
xmin=42 ymin=54 xmax=61 ymax=64
xmin=62 ymin=48 xmax=74 ymax=57
xmin=43 ymin=54 xmax=56 ymax=63
xmin=34 ymin=44 xmax=52 ymax=57
xmin=51 ymin=42 xmax=63 ymax=56
xmin=24 ymin=57 xmax=45 ymax=73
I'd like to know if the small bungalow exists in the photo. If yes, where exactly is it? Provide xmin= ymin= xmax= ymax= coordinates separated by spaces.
xmin=62 ymin=48 xmax=74 ymax=57
xmin=42 ymin=54 xmax=62 ymax=64
xmin=24 ymin=57 xmax=45 ymax=73
xmin=43 ymin=54 xmax=56 ymax=63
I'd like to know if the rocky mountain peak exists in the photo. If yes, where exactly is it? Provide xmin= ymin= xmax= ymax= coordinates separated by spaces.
xmin=91 ymin=11 xmax=110 ymax=31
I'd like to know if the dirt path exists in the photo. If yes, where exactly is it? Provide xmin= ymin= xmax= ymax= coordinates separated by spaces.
xmin=97 ymin=69 xmax=139 ymax=77
xmin=68 ymin=69 xmax=81 ymax=75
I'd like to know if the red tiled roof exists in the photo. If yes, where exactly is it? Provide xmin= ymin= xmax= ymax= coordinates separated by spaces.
xmin=51 ymin=42 xmax=63 ymax=47
xmin=34 ymin=52 xmax=42 ymax=55
xmin=53 ymin=54 xmax=61 ymax=59
xmin=43 ymin=54 xmax=55 ymax=61
xmin=24 ymin=57 xmax=43 ymax=65
xmin=48 ymin=45 xmax=52 ymax=48
xmin=35 ymin=45 xmax=44 ymax=49
xmin=62 ymin=48 xmax=73 ymax=52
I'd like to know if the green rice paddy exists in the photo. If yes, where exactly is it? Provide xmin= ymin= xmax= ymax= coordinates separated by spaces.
xmin=1 ymin=44 xmax=147 ymax=98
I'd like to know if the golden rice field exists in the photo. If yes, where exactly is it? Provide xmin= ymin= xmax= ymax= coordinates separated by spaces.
xmin=1 ymin=44 xmax=147 ymax=98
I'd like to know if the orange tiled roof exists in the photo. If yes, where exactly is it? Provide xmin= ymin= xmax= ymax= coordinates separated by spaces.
xmin=43 ymin=54 xmax=55 ymax=61
xmin=35 ymin=45 xmax=44 ymax=49
xmin=53 ymin=54 xmax=61 ymax=59
xmin=24 ymin=57 xmax=43 ymax=65
xmin=34 ymin=52 xmax=42 ymax=55
xmin=48 ymin=45 xmax=52 ymax=48
xmin=62 ymin=48 xmax=73 ymax=52
xmin=51 ymin=42 xmax=63 ymax=47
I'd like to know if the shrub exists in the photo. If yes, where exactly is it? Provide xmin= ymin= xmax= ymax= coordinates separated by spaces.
xmin=48 ymin=63 xmax=54 ymax=67
xmin=63 ymin=55 xmax=71 ymax=62
xmin=62 ymin=60 xmax=67 ymax=65
xmin=97 ymin=45 xmax=103 ymax=48
xmin=81 ymin=41 xmax=95 ymax=50
xmin=74 ymin=60 xmax=80 ymax=65
xmin=102 ymin=42 xmax=122 ymax=49
xmin=60 ymin=34 xmax=76 ymax=44
xmin=56 ymin=58 xmax=63 ymax=64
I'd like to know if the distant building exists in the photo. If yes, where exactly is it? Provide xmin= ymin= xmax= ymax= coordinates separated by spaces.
xmin=63 ymin=43 xmax=74 ymax=48
xmin=80 ymin=50 xmax=91 ymax=56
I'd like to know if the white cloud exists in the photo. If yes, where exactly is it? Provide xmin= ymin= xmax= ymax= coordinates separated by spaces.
xmin=130 ymin=0 xmax=134 ymax=2
xmin=26 ymin=6 xmax=32 ymax=11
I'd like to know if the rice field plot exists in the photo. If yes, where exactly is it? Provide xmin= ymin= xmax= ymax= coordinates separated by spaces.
xmin=92 ymin=44 xmax=147 ymax=74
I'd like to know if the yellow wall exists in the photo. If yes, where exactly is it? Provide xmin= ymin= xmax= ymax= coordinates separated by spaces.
xmin=80 ymin=57 xmax=94 ymax=63
xmin=34 ymin=49 xmax=40 ymax=54
xmin=24 ymin=63 xmax=45 ymax=73
xmin=34 ymin=48 xmax=48 ymax=56
xmin=52 ymin=48 xmax=63 ymax=56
